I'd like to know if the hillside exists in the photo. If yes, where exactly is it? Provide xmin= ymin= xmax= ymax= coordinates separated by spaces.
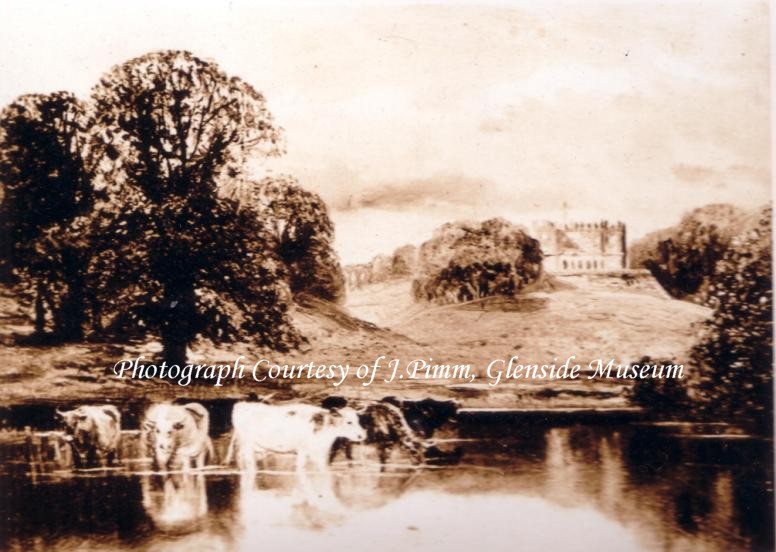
xmin=346 ymin=274 xmax=709 ymax=408
xmin=0 ymin=271 xmax=710 ymax=411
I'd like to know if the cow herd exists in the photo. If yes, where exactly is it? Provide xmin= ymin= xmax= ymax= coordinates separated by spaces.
xmin=54 ymin=397 xmax=459 ymax=475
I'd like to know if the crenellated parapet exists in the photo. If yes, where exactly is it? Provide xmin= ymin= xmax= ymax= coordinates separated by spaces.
xmin=530 ymin=220 xmax=627 ymax=273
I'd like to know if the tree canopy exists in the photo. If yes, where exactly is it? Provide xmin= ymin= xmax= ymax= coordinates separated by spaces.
xmin=691 ymin=206 xmax=773 ymax=431
xmin=0 ymin=92 xmax=95 ymax=339
xmin=412 ymin=218 xmax=544 ymax=303
xmin=86 ymin=50 xmax=300 ymax=364
xmin=225 ymin=174 xmax=345 ymax=303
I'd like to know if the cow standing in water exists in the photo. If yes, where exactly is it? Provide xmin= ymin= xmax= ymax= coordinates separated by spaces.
xmin=328 ymin=401 xmax=426 ymax=468
xmin=227 ymin=402 xmax=366 ymax=475
xmin=327 ymin=397 xmax=459 ymax=468
xmin=56 ymin=405 xmax=122 ymax=468
xmin=143 ymin=403 xmax=213 ymax=471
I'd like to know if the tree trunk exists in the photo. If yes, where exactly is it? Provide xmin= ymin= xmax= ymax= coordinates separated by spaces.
xmin=162 ymin=339 xmax=188 ymax=368
xmin=34 ymin=282 xmax=46 ymax=336
xmin=55 ymin=279 xmax=85 ymax=341
xmin=160 ymin=276 xmax=196 ymax=367
xmin=45 ymin=250 xmax=87 ymax=342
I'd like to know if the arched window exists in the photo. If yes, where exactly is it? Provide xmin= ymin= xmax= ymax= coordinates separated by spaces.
xmin=562 ymin=260 xmax=567 ymax=270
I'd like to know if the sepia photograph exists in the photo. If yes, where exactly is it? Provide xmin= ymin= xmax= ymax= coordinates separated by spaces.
xmin=0 ymin=1 xmax=772 ymax=550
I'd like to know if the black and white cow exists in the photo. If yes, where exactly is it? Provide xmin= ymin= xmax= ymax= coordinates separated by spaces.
xmin=328 ymin=396 xmax=459 ymax=467
xmin=383 ymin=397 xmax=458 ymax=439
xmin=227 ymin=402 xmax=366 ymax=474
xmin=328 ymin=400 xmax=426 ymax=467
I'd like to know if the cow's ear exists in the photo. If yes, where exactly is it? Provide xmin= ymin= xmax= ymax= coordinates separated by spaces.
xmin=321 ymin=396 xmax=348 ymax=410
xmin=143 ymin=420 xmax=156 ymax=431
xmin=101 ymin=406 xmax=120 ymax=423
xmin=183 ymin=403 xmax=209 ymax=429
xmin=382 ymin=396 xmax=401 ymax=408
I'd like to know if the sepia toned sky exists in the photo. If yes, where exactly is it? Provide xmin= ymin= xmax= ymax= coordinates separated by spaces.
xmin=0 ymin=0 xmax=770 ymax=264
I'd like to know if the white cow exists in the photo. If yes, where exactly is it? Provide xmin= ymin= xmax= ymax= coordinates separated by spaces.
xmin=142 ymin=403 xmax=213 ymax=471
xmin=228 ymin=402 xmax=366 ymax=474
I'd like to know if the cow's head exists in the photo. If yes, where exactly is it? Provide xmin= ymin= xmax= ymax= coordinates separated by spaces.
xmin=391 ymin=398 xmax=458 ymax=438
xmin=328 ymin=407 xmax=367 ymax=442
xmin=56 ymin=407 xmax=96 ymax=441
xmin=144 ymin=405 xmax=203 ymax=469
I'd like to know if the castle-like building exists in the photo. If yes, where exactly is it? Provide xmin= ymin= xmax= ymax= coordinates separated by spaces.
xmin=530 ymin=220 xmax=627 ymax=272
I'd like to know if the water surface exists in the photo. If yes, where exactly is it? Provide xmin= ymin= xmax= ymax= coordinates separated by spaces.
xmin=1 ymin=423 xmax=772 ymax=551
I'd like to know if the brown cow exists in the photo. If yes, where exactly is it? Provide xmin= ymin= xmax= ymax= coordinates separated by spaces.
xmin=56 ymin=405 xmax=121 ymax=468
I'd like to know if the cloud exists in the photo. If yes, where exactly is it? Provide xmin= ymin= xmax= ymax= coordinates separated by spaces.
xmin=333 ymin=174 xmax=495 ymax=211
xmin=671 ymin=164 xmax=717 ymax=183
xmin=672 ymin=163 xmax=769 ymax=186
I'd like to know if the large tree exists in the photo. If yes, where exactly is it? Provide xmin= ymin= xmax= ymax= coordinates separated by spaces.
xmin=0 ymin=92 xmax=95 ymax=339
xmin=691 ymin=206 xmax=772 ymax=433
xmin=89 ymin=50 xmax=300 ymax=365
xmin=227 ymin=175 xmax=345 ymax=303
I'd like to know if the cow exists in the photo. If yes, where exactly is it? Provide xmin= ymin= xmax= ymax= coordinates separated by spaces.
xmin=142 ymin=403 xmax=213 ymax=471
xmin=334 ymin=396 xmax=461 ymax=466
xmin=384 ymin=397 xmax=458 ymax=439
xmin=227 ymin=402 xmax=366 ymax=475
xmin=328 ymin=400 xmax=426 ymax=469
xmin=56 ymin=405 xmax=122 ymax=469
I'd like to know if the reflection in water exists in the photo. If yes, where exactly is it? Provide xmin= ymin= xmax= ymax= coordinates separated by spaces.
xmin=233 ymin=462 xmax=643 ymax=552
xmin=1 ymin=424 xmax=773 ymax=551
xmin=141 ymin=473 xmax=208 ymax=532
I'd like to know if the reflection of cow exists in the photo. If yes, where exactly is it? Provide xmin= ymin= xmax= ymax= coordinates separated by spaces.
xmin=56 ymin=405 xmax=121 ymax=468
xmin=142 ymin=403 xmax=213 ymax=471
xmin=228 ymin=402 xmax=366 ymax=474
xmin=141 ymin=473 xmax=208 ymax=532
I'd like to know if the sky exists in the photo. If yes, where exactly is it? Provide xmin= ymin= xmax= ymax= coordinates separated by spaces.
xmin=0 ymin=0 xmax=771 ymax=264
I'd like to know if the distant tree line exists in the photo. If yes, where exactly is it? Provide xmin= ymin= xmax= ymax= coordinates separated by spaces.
xmin=344 ymin=244 xmax=418 ymax=290
xmin=0 ymin=50 xmax=343 ymax=365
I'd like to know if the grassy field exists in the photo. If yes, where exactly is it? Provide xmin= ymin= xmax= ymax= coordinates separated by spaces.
xmin=0 ymin=273 xmax=710 ymax=410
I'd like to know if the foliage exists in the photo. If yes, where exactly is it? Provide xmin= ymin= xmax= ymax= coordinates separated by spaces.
xmin=412 ymin=218 xmax=543 ymax=303
xmin=0 ymin=92 xmax=95 ymax=339
xmin=390 ymin=245 xmax=418 ymax=277
xmin=628 ymin=204 xmax=753 ymax=303
xmin=691 ymin=206 xmax=773 ymax=432
xmin=225 ymin=174 xmax=345 ymax=303
xmin=87 ymin=50 xmax=300 ymax=363
xmin=630 ymin=356 xmax=690 ymax=414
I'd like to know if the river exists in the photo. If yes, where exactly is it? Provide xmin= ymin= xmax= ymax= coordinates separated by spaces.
xmin=1 ymin=421 xmax=773 ymax=551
